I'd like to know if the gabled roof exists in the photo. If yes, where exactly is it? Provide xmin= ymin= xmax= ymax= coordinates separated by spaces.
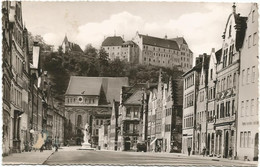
xmin=102 ymin=36 xmax=124 ymax=46
xmin=124 ymin=90 xmax=143 ymax=105
xmin=139 ymin=34 xmax=180 ymax=50
xmin=170 ymin=37 xmax=188 ymax=45
xmin=62 ymin=35 xmax=83 ymax=53
xmin=68 ymin=42 xmax=83 ymax=52
xmin=65 ymin=76 xmax=129 ymax=103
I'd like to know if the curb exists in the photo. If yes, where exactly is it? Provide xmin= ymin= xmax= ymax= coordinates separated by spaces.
xmin=42 ymin=151 xmax=55 ymax=165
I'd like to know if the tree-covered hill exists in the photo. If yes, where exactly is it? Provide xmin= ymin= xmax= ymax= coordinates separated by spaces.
xmin=40 ymin=44 xmax=184 ymax=104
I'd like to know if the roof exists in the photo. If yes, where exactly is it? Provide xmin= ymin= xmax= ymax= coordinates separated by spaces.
xmin=122 ymin=40 xmax=137 ymax=46
xmin=170 ymin=37 xmax=188 ymax=45
xmin=102 ymin=36 xmax=124 ymax=46
xmin=124 ymin=90 xmax=143 ymax=105
xmin=182 ymin=62 xmax=202 ymax=77
xmin=65 ymin=76 xmax=129 ymax=103
xmin=68 ymin=42 xmax=83 ymax=52
xmin=139 ymin=34 xmax=180 ymax=50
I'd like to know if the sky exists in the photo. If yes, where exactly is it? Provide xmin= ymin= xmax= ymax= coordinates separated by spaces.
xmin=22 ymin=1 xmax=252 ymax=58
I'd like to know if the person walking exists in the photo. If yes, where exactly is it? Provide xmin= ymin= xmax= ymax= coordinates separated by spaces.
xmin=228 ymin=147 xmax=233 ymax=159
xmin=188 ymin=146 xmax=191 ymax=156
xmin=203 ymin=147 xmax=206 ymax=157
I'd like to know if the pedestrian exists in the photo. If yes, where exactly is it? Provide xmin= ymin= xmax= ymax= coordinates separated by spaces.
xmin=188 ymin=146 xmax=191 ymax=156
xmin=55 ymin=144 xmax=58 ymax=152
xmin=40 ymin=144 xmax=44 ymax=152
xmin=228 ymin=147 xmax=233 ymax=159
xmin=203 ymin=147 xmax=206 ymax=157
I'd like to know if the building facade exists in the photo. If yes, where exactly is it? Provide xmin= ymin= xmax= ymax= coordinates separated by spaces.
xmin=101 ymin=36 xmax=124 ymax=60
xmin=182 ymin=59 xmax=203 ymax=154
xmin=118 ymin=84 xmax=145 ymax=151
xmin=215 ymin=4 xmax=247 ymax=158
xmin=2 ymin=1 xmax=13 ymax=155
xmin=237 ymin=3 xmax=259 ymax=161
xmin=64 ymin=77 xmax=128 ymax=147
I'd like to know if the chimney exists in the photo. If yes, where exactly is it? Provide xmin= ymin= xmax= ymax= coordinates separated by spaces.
xmin=211 ymin=48 xmax=215 ymax=53
xmin=165 ymin=35 xmax=168 ymax=39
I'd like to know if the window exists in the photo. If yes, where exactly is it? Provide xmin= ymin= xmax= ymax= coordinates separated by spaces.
xmin=242 ymin=70 xmax=245 ymax=85
xmin=229 ymin=44 xmax=234 ymax=65
xmin=252 ymin=66 xmax=256 ymax=83
xmin=226 ymin=101 xmax=230 ymax=117
xmin=210 ymin=69 xmax=213 ymax=80
xmin=252 ymin=10 xmax=255 ymax=23
xmin=133 ymin=124 xmax=138 ymax=133
xmin=240 ymin=132 xmax=243 ymax=147
xmin=126 ymin=108 xmax=131 ymax=117
xmin=251 ymin=99 xmax=255 ymax=116
xmin=247 ymin=68 xmax=250 ymax=84
xmin=232 ymin=99 xmax=235 ymax=115
xmin=248 ymin=35 xmax=251 ymax=48
xmin=77 ymin=115 xmax=82 ymax=127
xmin=244 ymin=132 xmax=248 ymax=148
xmin=248 ymin=131 xmax=251 ymax=148
xmin=253 ymin=32 xmax=257 ymax=45
xmin=134 ymin=108 xmax=138 ymax=118
xmin=245 ymin=100 xmax=249 ymax=116
xmin=241 ymin=101 xmax=244 ymax=117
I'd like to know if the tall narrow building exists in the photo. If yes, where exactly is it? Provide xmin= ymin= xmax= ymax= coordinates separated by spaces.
xmin=237 ymin=3 xmax=259 ymax=161
xmin=215 ymin=3 xmax=247 ymax=158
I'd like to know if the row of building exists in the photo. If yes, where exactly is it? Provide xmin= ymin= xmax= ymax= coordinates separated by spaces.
xmin=2 ymin=1 xmax=64 ymax=155
xmin=64 ymin=71 xmax=183 ymax=153
xmin=182 ymin=3 xmax=258 ymax=161
xmin=64 ymin=3 xmax=258 ymax=161
xmin=101 ymin=33 xmax=193 ymax=72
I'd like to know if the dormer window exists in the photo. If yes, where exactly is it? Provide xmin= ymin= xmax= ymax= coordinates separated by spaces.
xmin=252 ymin=10 xmax=255 ymax=23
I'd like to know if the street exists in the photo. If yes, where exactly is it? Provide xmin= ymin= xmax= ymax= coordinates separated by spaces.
xmin=43 ymin=147 xmax=258 ymax=166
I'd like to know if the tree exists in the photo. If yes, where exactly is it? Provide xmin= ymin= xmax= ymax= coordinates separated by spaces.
xmin=97 ymin=48 xmax=109 ymax=77
xmin=84 ymin=44 xmax=97 ymax=58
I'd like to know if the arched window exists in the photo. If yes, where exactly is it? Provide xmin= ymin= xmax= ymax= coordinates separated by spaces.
xmin=77 ymin=115 xmax=82 ymax=127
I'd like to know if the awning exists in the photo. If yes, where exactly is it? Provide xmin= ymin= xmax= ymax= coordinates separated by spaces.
xmin=150 ymin=138 xmax=157 ymax=146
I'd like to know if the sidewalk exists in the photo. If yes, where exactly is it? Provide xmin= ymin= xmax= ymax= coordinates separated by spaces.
xmin=2 ymin=150 xmax=54 ymax=165
xmin=168 ymin=152 xmax=258 ymax=166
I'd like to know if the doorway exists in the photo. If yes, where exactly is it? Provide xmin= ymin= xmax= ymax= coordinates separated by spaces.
xmin=224 ymin=131 xmax=229 ymax=158
xmin=254 ymin=133 xmax=258 ymax=161
xmin=124 ymin=137 xmax=130 ymax=151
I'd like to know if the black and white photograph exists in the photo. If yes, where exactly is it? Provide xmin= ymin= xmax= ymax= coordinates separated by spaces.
xmin=1 ymin=0 xmax=259 ymax=166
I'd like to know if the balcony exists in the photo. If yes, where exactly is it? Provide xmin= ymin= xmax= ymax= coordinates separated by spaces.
xmin=215 ymin=115 xmax=235 ymax=126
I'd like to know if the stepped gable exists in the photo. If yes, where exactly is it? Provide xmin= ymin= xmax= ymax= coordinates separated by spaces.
xmin=102 ymin=36 xmax=124 ymax=46
xmin=139 ymin=34 xmax=180 ymax=50
xmin=65 ymin=76 xmax=129 ymax=104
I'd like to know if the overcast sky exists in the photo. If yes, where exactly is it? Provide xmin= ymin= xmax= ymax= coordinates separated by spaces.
xmin=22 ymin=1 xmax=252 ymax=58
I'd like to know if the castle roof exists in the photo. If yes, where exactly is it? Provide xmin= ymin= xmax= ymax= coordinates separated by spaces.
xmin=170 ymin=37 xmax=188 ymax=45
xmin=102 ymin=36 xmax=124 ymax=46
xmin=139 ymin=34 xmax=180 ymax=50
xmin=65 ymin=76 xmax=129 ymax=103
